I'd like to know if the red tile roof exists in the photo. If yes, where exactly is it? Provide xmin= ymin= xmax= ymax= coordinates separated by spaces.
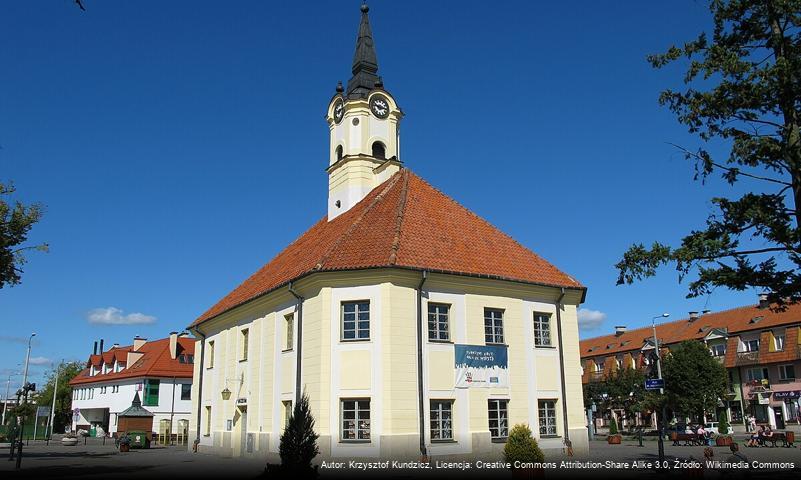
xmin=69 ymin=337 xmax=195 ymax=386
xmin=579 ymin=302 xmax=801 ymax=358
xmin=191 ymin=169 xmax=584 ymax=327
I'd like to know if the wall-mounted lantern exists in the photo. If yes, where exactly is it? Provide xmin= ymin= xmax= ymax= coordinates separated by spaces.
xmin=221 ymin=388 xmax=231 ymax=401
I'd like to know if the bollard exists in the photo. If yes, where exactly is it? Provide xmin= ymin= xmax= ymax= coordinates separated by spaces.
xmin=84 ymin=435 xmax=87 ymax=445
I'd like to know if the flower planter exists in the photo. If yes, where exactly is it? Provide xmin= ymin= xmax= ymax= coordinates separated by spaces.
xmin=716 ymin=436 xmax=733 ymax=447
xmin=119 ymin=443 xmax=130 ymax=452
xmin=61 ymin=437 xmax=79 ymax=446
xmin=607 ymin=434 xmax=622 ymax=444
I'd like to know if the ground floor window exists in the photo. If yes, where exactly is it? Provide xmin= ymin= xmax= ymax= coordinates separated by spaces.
xmin=786 ymin=400 xmax=800 ymax=423
xmin=430 ymin=400 xmax=453 ymax=441
xmin=729 ymin=402 xmax=743 ymax=424
xmin=488 ymin=399 xmax=508 ymax=439
xmin=538 ymin=399 xmax=558 ymax=436
xmin=341 ymin=399 xmax=370 ymax=442
xmin=283 ymin=400 xmax=293 ymax=429
xmin=204 ymin=406 xmax=211 ymax=436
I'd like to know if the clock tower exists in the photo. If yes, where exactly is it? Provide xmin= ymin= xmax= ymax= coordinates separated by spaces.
xmin=326 ymin=3 xmax=402 ymax=220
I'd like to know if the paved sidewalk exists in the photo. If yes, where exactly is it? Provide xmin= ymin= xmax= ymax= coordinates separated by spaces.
xmin=0 ymin=437 xmax=798 ymax=479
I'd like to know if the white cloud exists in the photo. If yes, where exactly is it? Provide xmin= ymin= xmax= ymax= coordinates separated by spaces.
xmin=578 ymin=308 xmax=607 ymax=330
xmin=28 ymin=356 xmax=52 ymax=366
xmin=87 ymin=307 xmax=157 ymax=326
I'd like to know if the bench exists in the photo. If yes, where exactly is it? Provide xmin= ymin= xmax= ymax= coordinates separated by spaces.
xmin=760 ymin=431 xmax=795 ymax=448
xmin=670 ymin=432 xmax=704 ymax=446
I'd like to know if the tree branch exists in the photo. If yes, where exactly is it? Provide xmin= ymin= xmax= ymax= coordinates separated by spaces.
xmin=667 ymin=143 xmax=792 ymax=186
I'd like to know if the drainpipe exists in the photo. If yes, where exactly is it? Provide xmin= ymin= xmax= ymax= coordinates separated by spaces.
xmin=416 ymin=271 xmax=428 ymax=457
xmin=192 ymin=326 xmax=206 ymax=451
xmin=289 ymin=282 xmax=304 ymax=406
xmin=555 ymin=288 xmax=572 ymax=452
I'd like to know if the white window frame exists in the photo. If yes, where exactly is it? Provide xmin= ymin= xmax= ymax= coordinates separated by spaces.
xmin=779 ymin=364 xmax=796 ymax=381
xmin=285 ymin=314 xmax=294 ymax=351
xmin=533 ymin=313 xmax=552 ymax=347
xmin=538 ymin=399 xmax=558 ymax=437
xmin=488 ymin=399 xmax=509 ymax=439
xmin=484 ymin=308 xmax=505 ymax=345
xmin=241 ymin=328 xmax=249 ymax=361
xmin=774 ymin=333 xmax=786 ymax=351
xmin=430 ymin=400 xmax=454 ymax=442
xmin=427 ymin=303 xmax=450 ymax=342
xmin=340 ymin=398 xmax=371 ymax=442
xmin=341 ymin=301 xmax=370 ymax=341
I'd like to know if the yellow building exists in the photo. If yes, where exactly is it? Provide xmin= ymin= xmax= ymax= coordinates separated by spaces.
xmin=188 ymin=4 xmax=588 ymax=461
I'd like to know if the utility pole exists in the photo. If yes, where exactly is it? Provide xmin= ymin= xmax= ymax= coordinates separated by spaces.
xmin=651 ymin=314 xmax=668 ymax=466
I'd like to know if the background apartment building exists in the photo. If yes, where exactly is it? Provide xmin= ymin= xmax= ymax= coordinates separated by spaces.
xmin=580 ymin=295 xmax=801 ymax=432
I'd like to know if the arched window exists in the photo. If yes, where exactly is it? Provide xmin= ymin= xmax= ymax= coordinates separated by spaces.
xmin=371 ymin=141 xmax=386 ymax=159
xmin=335 ymin=145 xmax=343 ymax=161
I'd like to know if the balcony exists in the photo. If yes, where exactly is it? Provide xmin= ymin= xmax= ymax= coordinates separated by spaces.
xmin=589 ymin=371 xmax=605 ymax=382
xmin=712 ymin=355 xmax=725 ymax=364
xmin=735 ymin=351 xmax=760 ymax=366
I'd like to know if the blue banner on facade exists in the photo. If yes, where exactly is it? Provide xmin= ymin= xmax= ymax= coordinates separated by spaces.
xmin=454 ymin=344 xmax=508 ymax=388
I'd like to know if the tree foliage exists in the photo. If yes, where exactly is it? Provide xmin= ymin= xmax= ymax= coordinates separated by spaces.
xmin=662 ymin=341 xmax=728 ymax=420
xmin=278 ymin=392 xmax=319 ymax=475
xmin=503 ymin=424 xmax=545 ymax=465
xmin=32 ymin=361 xmax=84 ymax=433
xmin=603 ymin=367 xmax=648 ymax=425
xmin=616 ymin=0 xmax=801 ymax=307
xmin=0 ymin=181 xmax=47 ymax=288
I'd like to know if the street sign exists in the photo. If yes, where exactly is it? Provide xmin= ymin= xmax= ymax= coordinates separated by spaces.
xmin=645 ymin=378 xmax=665 ymax=390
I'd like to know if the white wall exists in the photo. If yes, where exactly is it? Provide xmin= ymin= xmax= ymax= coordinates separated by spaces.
xmin=71 ymin=377 xmax=193 ymax=434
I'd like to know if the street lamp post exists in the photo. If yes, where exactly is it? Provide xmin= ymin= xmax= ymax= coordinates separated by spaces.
xmin=21 ymin=333 xmax=36 ymax=392
xmin=652 ymin=313 xmax=669 ymax=466
xmin=47 ymin=361 xmax=62 ymax=440
xmin=16 ymin=333 xmax=36 ymax=470
xmin=2 ymin=368 xmax=21 ymax=426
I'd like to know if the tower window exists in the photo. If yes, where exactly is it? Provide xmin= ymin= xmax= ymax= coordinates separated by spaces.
xmin=336 ymin=145 xmax=343 ymax=161
xmin=371 ymin=141 xmax=386 ymax=159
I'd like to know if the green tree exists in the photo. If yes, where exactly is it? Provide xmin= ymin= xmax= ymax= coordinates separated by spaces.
xmin=718 ymin=409 xmax=731 ymax=435
xmin=616 ymin=0 xmax=801 ymax=307
xmin=603 ymin=367 xmax=648 ymax=428
xmin=32 ymin=361 xmax=83 ymax=434
xmin=503 ymin=424 xmax=545 ymax=465
xmin=662 ymin=341 xmax=728 ymax=421
xmin=0 ymin=181 xmax=47 ymax=288
xmin=278 ymin=392 xmax=319 ymax=474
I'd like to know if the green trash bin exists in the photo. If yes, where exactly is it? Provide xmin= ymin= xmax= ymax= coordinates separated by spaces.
xmin=89 ymin=426 xmax=97 ymax=438
xmin=128 ymin=431 xmax=150 ymax=449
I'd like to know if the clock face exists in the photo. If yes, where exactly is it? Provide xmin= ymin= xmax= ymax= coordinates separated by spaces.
xmin=332 ymin=98 xmax=344 ymax=124
xmin=369 ymin=94 xmax=390 ymax=119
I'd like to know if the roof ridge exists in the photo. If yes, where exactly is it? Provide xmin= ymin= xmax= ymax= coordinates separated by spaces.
xmin=406 ymin=172 xmax=582 ymax=286
xmin=580 ymin=303 xmax=764 ymax=344
xmin=315 ymin=170 xmax=404 ymax=271
xmin=388 ymin=169 xmax=410 ymax=265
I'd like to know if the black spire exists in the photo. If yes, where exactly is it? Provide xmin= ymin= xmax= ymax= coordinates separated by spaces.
xmin=346 ymin=3 xmax=381 ymax=98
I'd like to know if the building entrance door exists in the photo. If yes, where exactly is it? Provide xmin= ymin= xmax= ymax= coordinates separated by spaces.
xmin=773 ymin=406 xmax=785 ymax=429
xmin=238 ymin=406 xmax=247 ymax=456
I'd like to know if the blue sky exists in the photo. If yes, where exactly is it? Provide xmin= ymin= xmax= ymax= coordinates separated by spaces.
xmin=0 ymin=1 xmax=765 ymax=386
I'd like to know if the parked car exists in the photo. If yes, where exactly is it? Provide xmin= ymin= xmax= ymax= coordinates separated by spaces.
xmin=704 ymin=421 xmax=733 ymax=435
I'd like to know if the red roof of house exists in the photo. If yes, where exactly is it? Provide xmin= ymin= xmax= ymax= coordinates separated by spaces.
xmin=579 ymin=302 xmax=801 ymax=358
xmin=69 ymin=337 xmax=195 ymax=386
xmin=191 ymin=169 xmax=584 ymax=327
